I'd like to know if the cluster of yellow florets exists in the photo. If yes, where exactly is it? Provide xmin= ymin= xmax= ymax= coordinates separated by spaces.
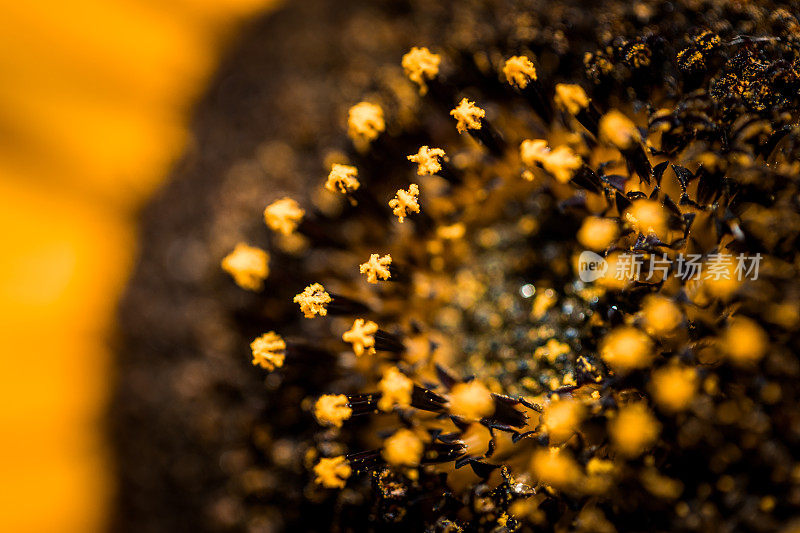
xmin=221 ymin=25 xmax=793 ymax=530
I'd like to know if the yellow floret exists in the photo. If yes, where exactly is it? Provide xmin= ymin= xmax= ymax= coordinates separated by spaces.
xmin=650 ymin=365 xmax=697 ymax=412
xmin=609 ymin=403 xmax=660 ymax=457
xmin=554 ymin=83 xmax=590 ymax=115
xmin=543 ymin=397 xmax=585 ymax=444
xmin=534 ymin=338 xmax=571 ymax=363
xmin=624 ymin=200 xmax=668 ymax=237
xmin=702 ymin=254 xmax=741 ymax=300
xmin=503 ymin=55 xmax=538 ymax=89
xmin=342 ymin=318 xmax=379 ymax=356
xmin=448 ymin=381 xmax=494 ymax=420
xmin=437 ymin=223 xmax=466 ymax=240
xmin=722 ymin=317 xmax=767 ymax=365
xmin=450 ymin=98 xmax=485 ymax=133
xmin=600 ymin=326 xmax=653 ymax=372
xmin=221 ymin=243 xmax=270 ymax=291
xmin=382 ymin=428 xmax=424 ymax=466
xmin=348 ymin=101 xmax=385 ymax=144
xmin=408 ymin=146 xmax=447 ymax=175
xmin=586 ymin=457 xmax=616 ymax=477
xmin=389 ymin=184 xmax=420 ymax=222
xmin=293 ymin=283 xmax=331 ymax=318
xmin=359 ymin=253 xmax=392 ymax=283
xmin=314 ymin=456 xmax=351 ymax=489
xmin=596 ymin=252 xmax=633 ymax=290
xmin=264 ymin=197 xmax=305 ymax=236
xmin=378 ymin=367 xmax=414 ymax=411
xmin=314 ymin=394 xmax=352 ymax=427
xmin=599 ymin=110 xmax=641 ymax=150
xmin=325 ymin=164 xmax=360 ymax=195
xmin=250 ymin=331 xmax=286 ymax=371
xmin=530 ymin=447 xmax=581 ymax=489
xmin=401 ymin=47 xmax=441 ymax=94
xmin=641 ymin=295 xmax=682 ymax=336
xmin=520 ymin=139 xmax=583 ymax=183
xmin=577 ymin=216 xmax=619 ymax=251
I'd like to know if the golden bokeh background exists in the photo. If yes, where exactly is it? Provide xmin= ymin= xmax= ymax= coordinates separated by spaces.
xmin=0 ymin=1 xmax=278 ymax=530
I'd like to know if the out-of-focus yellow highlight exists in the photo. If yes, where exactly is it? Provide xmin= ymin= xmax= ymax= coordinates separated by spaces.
xmin=0 ymin=181 xmax=130 ymax=533
xmin=0 ymin=1 xmax=280 ymax=531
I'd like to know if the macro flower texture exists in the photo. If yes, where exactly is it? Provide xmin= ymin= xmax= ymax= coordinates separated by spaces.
xmin=116 ymin=0 xmax=800 ymax=531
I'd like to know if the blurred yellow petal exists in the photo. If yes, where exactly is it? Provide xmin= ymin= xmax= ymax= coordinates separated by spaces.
xmin=0 ymin=180 xmax=132 ymax=533
xmin=0 ymin=0 xmax=281 ymax=531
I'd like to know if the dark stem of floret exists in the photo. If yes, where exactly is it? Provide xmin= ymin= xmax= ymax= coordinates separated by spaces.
xmin=296 ymin=217 xmax=352 ymax=249
xmin=574 ymin=104 xmax=601 ymax=136
xmin=326 ymin=293 xmax=371 ymax=315
xmin=469 ymin=117 xmax=506 ymax=157
xmin=385 ymin=263 xmax=408 ymax=283
xmin=520 ymin=79 xmax=554 ymax=124
xmin=373 ymin=329 xmax=405 ymax=353
xmin=345 ymin=393 xmax=380 ymax=416
xmin=436 ymin=159 xmax=462 ymax=184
